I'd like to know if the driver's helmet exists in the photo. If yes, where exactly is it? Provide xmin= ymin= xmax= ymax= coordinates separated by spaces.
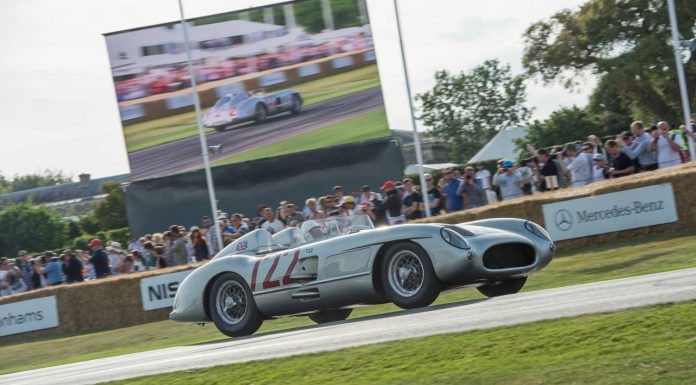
xmin=300 ymin=220 xmax=323 ymax=241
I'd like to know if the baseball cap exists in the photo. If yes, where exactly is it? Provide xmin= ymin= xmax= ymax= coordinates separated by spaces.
xmin=592 ymin=154 xmax=603 ymax=161
xmin=502 ymin=160 xmax=514 ymax=168
xmin=89 ymin=239 xmax=102 ymax=247
xmin=341 ymin=196 xmax=356 ymax=205
xmin=379 ymin=181 xmax=396 ymax=190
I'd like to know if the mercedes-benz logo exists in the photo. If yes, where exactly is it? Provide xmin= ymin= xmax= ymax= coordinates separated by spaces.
xmin=555 ymin=209 xmax=573 ymax=231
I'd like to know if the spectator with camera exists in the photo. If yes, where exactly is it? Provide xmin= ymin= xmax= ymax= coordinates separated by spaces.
xmin=441 ymin=168 xmax=463 ymax=213
xmin=649 ymin=121 xmax=684 ymax=169
xmin=604 ymin=140 xmax=635 ymax=178
xmin=458 ymin=167 xmax=487 ymax=209
xmin=493 ymin=160 xmax=524 ymax=201
xmin=40 ymin=251 xmax=64 ymax=286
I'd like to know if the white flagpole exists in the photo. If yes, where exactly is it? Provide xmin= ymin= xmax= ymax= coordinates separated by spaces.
xmin=393 ymin=0 xmax=431 ymax=217
xmin=177 ymin=0 xmax=224 ymax=252
xmin=667 ymin=0 xmax=696 ymax=161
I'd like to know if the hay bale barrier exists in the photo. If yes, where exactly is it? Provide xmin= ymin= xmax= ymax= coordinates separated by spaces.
xmin=415 ymin=162 xmax=696 ymax=250
xmin=2 ymin=164 xmax=695 ymax=343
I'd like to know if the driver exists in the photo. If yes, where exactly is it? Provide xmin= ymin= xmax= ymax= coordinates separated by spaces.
xmin=300 ymin=220 xmax=324 ymax=241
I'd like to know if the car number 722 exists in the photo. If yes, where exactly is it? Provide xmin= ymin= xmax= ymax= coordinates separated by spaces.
xmin=250 ymin=249 xmax=300 ymax=291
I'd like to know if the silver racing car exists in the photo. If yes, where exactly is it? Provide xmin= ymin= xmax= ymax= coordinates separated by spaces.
xmin=203 ymin=89 xmax=302 ymax=131
xmin=170 ymin=215 xmax=554 ymax=337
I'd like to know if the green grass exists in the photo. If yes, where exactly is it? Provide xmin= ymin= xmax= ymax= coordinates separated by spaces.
xmin=209 ymin=108 xmax=388 ymax=166
xmin=1 ymin=229 xmax=696 ymax=375
xmin=108 ymin=301 xmax=696 ymax=385
xmin=124 ymin=65 xmax=382 ymax=153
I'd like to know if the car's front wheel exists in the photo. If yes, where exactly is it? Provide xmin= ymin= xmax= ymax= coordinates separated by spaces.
xmin=308 ymin=308 xmax=352 ymax=324
xmin=254 ymin=104 xmax=268 ymax=123
xmin=208 ymin=272 xmax=263 ymax=337
xmin=290 ymin=95 xmax=302 ymax=114
xmin=477 ymin=276 xmax=527 ymax=297
xmin=381 ymin=242 xmax=439 ymax=309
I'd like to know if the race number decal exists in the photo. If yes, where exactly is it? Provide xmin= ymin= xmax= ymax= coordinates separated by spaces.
xmin=250 ymin=249 xmax=301 ymax=291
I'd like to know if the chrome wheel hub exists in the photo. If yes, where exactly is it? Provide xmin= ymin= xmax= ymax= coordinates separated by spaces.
xmin=388 ymin=250 xmax=425 ymax=297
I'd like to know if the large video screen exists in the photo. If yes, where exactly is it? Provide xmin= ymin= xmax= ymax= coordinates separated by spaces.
xmin=105 ymin=0 xmax=389 ymax=180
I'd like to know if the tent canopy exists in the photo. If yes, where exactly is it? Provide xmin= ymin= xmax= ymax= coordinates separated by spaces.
xmin=468 ymin=127 xmax=527 ymax=164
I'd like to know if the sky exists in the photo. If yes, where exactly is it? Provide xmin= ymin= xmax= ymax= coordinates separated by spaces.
xmin=0 ymin=0 xmax=592 ymax=179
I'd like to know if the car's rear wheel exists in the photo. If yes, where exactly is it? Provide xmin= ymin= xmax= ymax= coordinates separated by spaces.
xmin=308 ymin=308 xmax=352 ymax=324
xmin=254 ymin=104 xmax=268 ymax=123
xmin=214 ymin=126 xmax=226 ymax=132
xmin=290 ymin=95 xmax=302 ymax=114
xmin=381 ymin=242 xmax=439 ymax=309
xmin=477 ymin=276 xmax=527 ymax=297
xmin=208 ymin=272 xmax=263 ymax=337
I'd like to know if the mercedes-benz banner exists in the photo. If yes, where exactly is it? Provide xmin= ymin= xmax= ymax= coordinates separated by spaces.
xmin=542 ymin=184 xmax=679 ymax=241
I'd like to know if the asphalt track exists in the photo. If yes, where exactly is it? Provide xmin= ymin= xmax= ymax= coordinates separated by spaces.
xmin=129 ymin=87 xmax=384 ymax=180
xmin=3 ymin=268 xmax=695 ymax=385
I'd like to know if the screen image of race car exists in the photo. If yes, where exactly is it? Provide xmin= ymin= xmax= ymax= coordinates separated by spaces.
xmin=104 ymin=0 xmax=388 ymax=180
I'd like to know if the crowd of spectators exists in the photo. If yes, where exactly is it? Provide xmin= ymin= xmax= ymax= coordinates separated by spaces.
xmin=115 ymin=32 xmax=374 ymax=101
xmin=1 ymin=119 xmax=693 ymax=297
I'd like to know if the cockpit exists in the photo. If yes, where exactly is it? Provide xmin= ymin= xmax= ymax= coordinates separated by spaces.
xmin=213 ymin=215 xmax=375 ymax=260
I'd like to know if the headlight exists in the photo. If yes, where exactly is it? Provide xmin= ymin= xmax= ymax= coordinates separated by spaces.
xmin=524 ymin=221 xmax=551 ymax=241
xmin=440 ymin=227 xmax=471 ymax=249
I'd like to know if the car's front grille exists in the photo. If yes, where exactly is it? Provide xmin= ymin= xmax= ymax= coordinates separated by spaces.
xmin=482 ymin=243 xmax=535 ymax=269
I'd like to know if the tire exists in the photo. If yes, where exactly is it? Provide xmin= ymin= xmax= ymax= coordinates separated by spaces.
xmin=214 ymin=126 xmax=226 ymax=132
xmin=380 ymin=242 xmax=439 ymax=309
xmin=254 ymin=104 xmax=268 ymax=123
xmin=308 ymin=308 xmax=352 ymax=324
xmin=208 ymin=272 xmax=263 ymax=337
xmin=477 ymin=276 xmax=527 ymax=298
xmin=290 ymin=95 xmax=302 ymax=114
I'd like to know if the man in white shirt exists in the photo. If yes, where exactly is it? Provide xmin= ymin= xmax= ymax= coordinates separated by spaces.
xmin=649 ymin=121 xmax=683 ymax=169
xmin=557 ymin=143 xmax=593 ymax=187
xmin=475 ymin=164 xmax=491 ymax=190
xmin=260 ymin=207 xmax=285 ymax=235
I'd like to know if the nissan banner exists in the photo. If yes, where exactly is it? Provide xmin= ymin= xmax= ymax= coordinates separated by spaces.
xmin=542 ymin=184 xmax=678 ymax=241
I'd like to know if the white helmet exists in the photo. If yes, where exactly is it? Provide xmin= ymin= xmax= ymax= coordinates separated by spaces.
xmin=300 ymin=220 xmax=323 ymax=241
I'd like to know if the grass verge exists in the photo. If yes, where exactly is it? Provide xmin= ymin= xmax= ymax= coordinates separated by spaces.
xmin=106 ymin=301 xmax=696 ymax=385
xmin=1 ymin=229 xmax=696 ymax=375
xmin=124 ymin=65 xmax=381 ymax=153
xmin=209 ymin=108 xmax=388 ymax=166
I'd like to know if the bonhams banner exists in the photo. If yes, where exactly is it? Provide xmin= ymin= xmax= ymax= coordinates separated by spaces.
xmin=0 ymin=296 xmax=59 ymax=337
xmin=542 ymin=183 xmax=679 ymax=241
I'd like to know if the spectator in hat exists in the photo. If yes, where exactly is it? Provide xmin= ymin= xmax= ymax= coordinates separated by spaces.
xmin=605 ymin=140 xmax=635 ymax=178
xmin=376 ymin=181 xmax=405 ymax=225
xmin=107 ymin=242 xmax=126 ymax=275
xmin=441 ymin=168 xmax=463 ymax=212
xmin=493 ymin=160 xmax=524 ymax=201
xmin=339 ymin=196 xmax=357 ymax=216
xmin=89 ymin=239 xmax=111 ymax=278
xmin=591 ymin=154 xmax=606 ymax=182
xmin=284 ymin=203 xmax=305 ymax=227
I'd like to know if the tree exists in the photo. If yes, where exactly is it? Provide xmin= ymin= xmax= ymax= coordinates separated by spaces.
xmin=9 ymin=169 xmax=72 ymax=192
xmin=416 ymin=59 xmax=533 ymax=163
xmin=522 ymin=0 xmax=696 ymax=123
xmin=0 ymin=203 xmax=67 ymax=255
xmin=514 ymin=106 xmax=603 ymax=153
xmin=92 ymin=181 xmax=129 ymax=231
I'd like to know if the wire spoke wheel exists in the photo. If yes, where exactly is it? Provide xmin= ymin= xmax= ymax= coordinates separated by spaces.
xmin=216 ymin=281 xmax=247 ymax=325
xmin=388 ymin=250 xmax=425 ymax=297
